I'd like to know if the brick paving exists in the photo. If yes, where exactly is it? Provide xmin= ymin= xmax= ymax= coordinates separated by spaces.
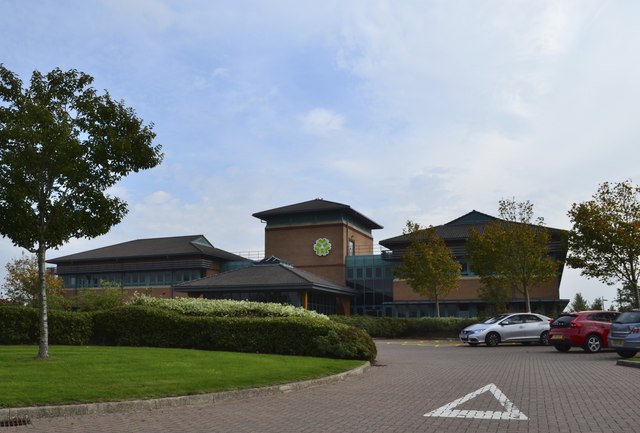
xmin=3 ymin=341 xmax=639 ymax=432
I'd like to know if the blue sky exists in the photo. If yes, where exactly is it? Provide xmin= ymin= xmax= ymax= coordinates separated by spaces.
xmin=1 ymin=0 xmax=639 ymax=307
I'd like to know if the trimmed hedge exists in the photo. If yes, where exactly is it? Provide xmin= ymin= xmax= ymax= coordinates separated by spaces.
xmin=330 ymin=315 xmax=478 ymax=339
xmin=128 ymin=294 xmax=329 ymax=319
xmin=92 ymin=306 xmax=376 ymax=361
xmin=0 ymin=305 xmax=376 ymax=362
xmin=0 ymin=306 xmax=38 ymax=344
xmin=0 ymin=306 xmax=93 ymax=345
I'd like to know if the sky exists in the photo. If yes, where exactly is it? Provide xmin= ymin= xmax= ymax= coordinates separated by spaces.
xmin=1 ymin=0 xmax=638 ymax=308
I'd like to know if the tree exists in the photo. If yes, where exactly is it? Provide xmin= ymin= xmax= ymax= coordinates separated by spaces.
xmin=0 ymin=65 xmax=163 ymax=359
xmin=74 ymin=280 xmax=125 ymax=312
xmin=394 ymin=220 xmax=461 ymax=317
xmin=590 ymin=297 xmax=605 ymax=311
xmin=1 ymin=253 xmax=65 ymax=309
xmin=477 ymin=283 xmax=511 ymax=315
xmin=567 ymin=180 xmax=640 ymax=309
xmin=467 ymin=199 xmax=562 ymax=313
xmin=569 ymin=292 xmax=589 ymax=312
xmin=615 ymin=282 xmax=637 ymax=311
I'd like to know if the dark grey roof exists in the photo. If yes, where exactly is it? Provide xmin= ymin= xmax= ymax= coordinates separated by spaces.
xmin=174 ymin=262 xmax=358 ymax=296
xmin=252 ymin=198 xmax=383 ymax=230
xmin=48 ymin=235 xmax=246 ymax=264
xmin=380 ymin=210 xmax=567 ymax=248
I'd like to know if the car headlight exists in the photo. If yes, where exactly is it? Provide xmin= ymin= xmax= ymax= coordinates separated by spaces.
xmin=470 ymin=329 xmax=485 ymax=334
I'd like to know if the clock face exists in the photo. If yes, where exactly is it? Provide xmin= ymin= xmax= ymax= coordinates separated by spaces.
xmin=313 ymin=238 xmax=332 ymax=256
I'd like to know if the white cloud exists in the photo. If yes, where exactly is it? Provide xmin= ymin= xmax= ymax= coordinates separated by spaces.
xmin=301 ymin=108 xmax=345 ymax=135
xmin=2 ymin=0 xmax=640 ymax=306
xmin=102 ymin=0 xmax=176 ymax=32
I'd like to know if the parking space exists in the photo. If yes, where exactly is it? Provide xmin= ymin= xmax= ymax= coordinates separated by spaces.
xmin=7 ymin=341 xmax=639 ymax=433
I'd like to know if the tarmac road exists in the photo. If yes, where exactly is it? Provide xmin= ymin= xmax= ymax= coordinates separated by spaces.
xmin=4 ymin=340 xmax=639 ymax=433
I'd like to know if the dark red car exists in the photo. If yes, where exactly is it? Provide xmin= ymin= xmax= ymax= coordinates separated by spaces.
xmin=548 ymin=311 xmax=620 ymax=353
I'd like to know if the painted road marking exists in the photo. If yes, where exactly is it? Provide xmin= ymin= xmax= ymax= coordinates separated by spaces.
xmin=424 ymin=383 xmax=528 ymax=420
xmin=383 ymin=340 xmax=461 ymax=347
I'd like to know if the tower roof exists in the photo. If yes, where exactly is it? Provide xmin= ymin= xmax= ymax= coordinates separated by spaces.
xmin=252 ymin=198 xmax=383 ymax=230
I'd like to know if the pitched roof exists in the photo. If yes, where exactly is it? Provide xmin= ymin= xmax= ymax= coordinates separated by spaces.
xmin=48 ymin=235 xmax=246 ymax=264
xmin=174 ymin=261 xmax=358 ymax=295
xmin=252 ymin=198 xmax=383 ymax=230
xmin=380 ymin=210 xmax=566 ymax=248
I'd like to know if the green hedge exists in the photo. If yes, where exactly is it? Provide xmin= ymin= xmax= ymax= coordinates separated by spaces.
xmin=0 ymin=306 xmax=93 ymax=345
xmin=0 ymin=305 xmax=376 ymax=361
xmin=92 ymin=306 xmax=376 ymax=361
xmin=330 ymin=315 xmax=478 ymax=339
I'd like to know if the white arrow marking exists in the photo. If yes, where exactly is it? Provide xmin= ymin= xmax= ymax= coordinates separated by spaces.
xmin=424 ymin=383 xmax=528 ymax=420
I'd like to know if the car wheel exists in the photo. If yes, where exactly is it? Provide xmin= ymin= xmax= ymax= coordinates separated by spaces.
xmin=616 ymin=349 xmax=638 ymax=358
xmin=485 ymin=332 xmax=500 ymax=347
xmin=540 ymin=331 xmax=549 ymax=346
xmin=583 ymin=334 xmax=602 ymax=353
xmin=553 ymin=344 xmax=571 ymax=352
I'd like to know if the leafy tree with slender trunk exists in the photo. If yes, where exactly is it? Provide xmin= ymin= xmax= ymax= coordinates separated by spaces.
xmin=394 ymin=220 xmax=461 ymax=317
xmin=0 ymin=65 xmax=163 ymax=359
xmin=467 ymin=199 xmax=561 ymax=313
xmin=567 ymin=180 xmax=640 ymax=309
xmin=1 ymin=253 xmax=65 ymax=309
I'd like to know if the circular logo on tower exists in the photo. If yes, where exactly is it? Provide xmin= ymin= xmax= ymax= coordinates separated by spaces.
xmin=313 ymin=238 xmax=332 ymax=256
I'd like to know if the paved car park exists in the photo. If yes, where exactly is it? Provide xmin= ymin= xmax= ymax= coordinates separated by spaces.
xmin=4 ymin=341 xmax=639 ymax=433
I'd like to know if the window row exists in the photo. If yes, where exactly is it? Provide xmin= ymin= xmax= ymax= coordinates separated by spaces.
xmin=63 ymin=270 xmax=203 ymax=288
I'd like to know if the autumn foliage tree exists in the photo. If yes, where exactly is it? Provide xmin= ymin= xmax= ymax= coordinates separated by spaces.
xmin=1 ymin=253 xmax=65 ymax=308
xmin=467 ymin=199 xmax=561 ymax=313
xmin=0 ymin=65 xmax=163 ymax=358
xmin=394 ymin=220 xmax=461 ymax=317
xmin=567 ymin=180 xmax=640 ymax=309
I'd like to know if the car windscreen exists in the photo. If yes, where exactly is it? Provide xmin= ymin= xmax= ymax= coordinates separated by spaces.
xmin=552 ymin=315 xmax=576 ymax=327
xmin=484 ymin=314 xmax=510 ymax=324
xmin=614 ymin=311 xmax=640 ymax=324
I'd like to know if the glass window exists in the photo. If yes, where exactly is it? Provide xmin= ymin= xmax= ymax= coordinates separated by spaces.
xmin=552 ymin=315 xmax=577 ymax=327
xmin=615 ymin=311 xmax=640 ymax=323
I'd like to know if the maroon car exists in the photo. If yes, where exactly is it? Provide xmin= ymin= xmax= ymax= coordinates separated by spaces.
xmin=548 ymin=311 xmax=620 ymax=353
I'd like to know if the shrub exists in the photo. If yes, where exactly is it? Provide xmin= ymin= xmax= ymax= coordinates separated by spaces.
xmin=1 ymin=304 xmax=377 ymax=361
xmin=91 ymin=305 xmax=375 ymax=361
xmin=315 ymin=326 xmax=377 ymax=361
xmin=0 ymin=306 xmax=38 ymax=344
xmin=48 ymin=310 xmax=93 ymax=345
xmin=0 ymin=306 xmax=92 ymax=345
xmin=329 ymin=315 xmax=408 ymax=338
xmin=73 ymin=286 xmax=126 ymax=312
xmin=405 ymin=317 xmax=477 ymax=338
xmin=330 ymin=315 xmax=478 ymax=339
xmin=128 ymin=294 xmax=329 ymax=319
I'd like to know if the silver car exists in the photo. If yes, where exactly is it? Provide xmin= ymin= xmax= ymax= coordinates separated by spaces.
xmin=459 ymin=313 xmax=552 ymax=347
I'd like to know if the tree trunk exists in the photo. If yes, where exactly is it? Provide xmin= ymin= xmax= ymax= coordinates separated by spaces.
xmin=37 ymin=243 xmax=49 ymax=359
xmin=435 ymin=293 xmax=440 ymax=318
xmin=524 ymin=286 xmax=531 ymax=313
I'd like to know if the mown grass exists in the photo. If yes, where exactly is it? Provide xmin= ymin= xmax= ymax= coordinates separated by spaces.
xmin=0 ymin=346 xmax=364 ymax=408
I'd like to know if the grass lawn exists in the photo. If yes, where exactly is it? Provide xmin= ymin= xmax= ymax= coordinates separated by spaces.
xmin=0 ymin=346 xmax=365 ymax=408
